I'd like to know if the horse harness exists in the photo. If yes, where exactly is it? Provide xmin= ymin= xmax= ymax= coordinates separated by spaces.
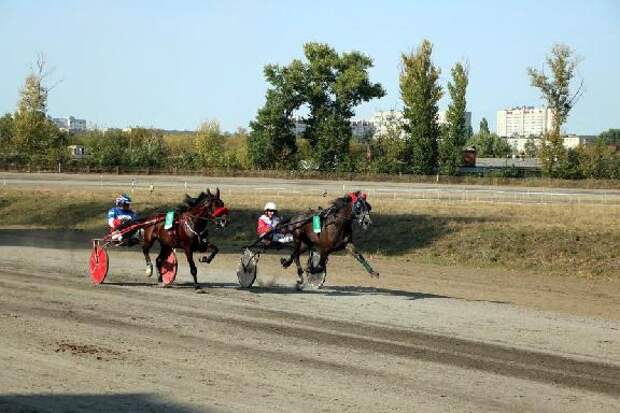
xmin=180 ymin=205 xmax=228 ymax=246
xmin=279 ymin=199 xmax=370 ymax=234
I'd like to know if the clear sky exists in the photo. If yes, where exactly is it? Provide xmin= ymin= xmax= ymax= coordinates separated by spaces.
xmin=1 ymin=0 xmax=618 ymax=134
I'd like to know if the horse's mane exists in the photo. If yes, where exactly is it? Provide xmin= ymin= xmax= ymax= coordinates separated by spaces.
xmin=176 ymin=191 xmax=211 ymax=212
xmin=331 ymin=194 xmax=353 ymax=210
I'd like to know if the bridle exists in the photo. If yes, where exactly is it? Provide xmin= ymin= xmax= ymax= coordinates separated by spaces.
xmin=182 ymin=199 xmax=229 ymax=238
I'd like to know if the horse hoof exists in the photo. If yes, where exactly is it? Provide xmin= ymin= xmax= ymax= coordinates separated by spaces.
xmin=295 ymin=281 xmax=304 ymax=291
xmin=145 ymin=265 xmax=153 ymax=278
xmin=195 ymin=288 xmax=206 ymax=294
xmin=371 ymin=271 xmax=380 ymax=278
xmin=280 ymin=258 xmax=291 ymax=268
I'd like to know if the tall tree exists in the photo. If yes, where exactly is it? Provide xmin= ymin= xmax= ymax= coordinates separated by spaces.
xmin=249 ymin=42 xmax=385 ymax=171
xmin=528 ymin=44 xmax=582 ymax=176
xmin=12 ymin=55 xmax=63 ymax=164
xmin=248 ymin=61 xmax=305 ymax=169
xmin=400 ymin=39 xmax=443 ymax=174
xmin=301 ymin=43 xmax=385 ymax=170
xmin=479 ymin=117 xmax=490 ymax=135
xmin=439 ymin=62 xmax=469 ymax=175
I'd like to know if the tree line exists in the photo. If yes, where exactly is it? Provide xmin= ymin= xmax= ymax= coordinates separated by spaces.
xmin=1 ymin=44 xmax=618 ymax=179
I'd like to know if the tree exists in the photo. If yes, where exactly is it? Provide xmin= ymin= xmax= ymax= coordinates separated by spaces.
xmin=598 ymin=129 xmax=620 ymax=146
xmin=249 ymin=42 xmax=385 ymax=171
xmin=301 ymin=43 xmax=385 ymax=170
xmin=12 ymin=54 xmax=63 ymax=165
xmin=575 ymin=141 xmax=618 ymax=179
xmin=126 ymin=128 xmax=167 ymax=168
xmin=372 ymin=111 xmax=408 ymax=173
xmin=439 ymin=62 xmax=469 ymax=175
xmin=466 ymin=132 xmax=511 ymax=157
xmin=400 ymin=39 xmax=442 ymax=174
xmin=479 ymin=117 xmax=490 ymax=135
xmin=87 ymin=129 xmax=128 ymax=167
xmin=194 ymin=120 xmax=224 ymax=168
xmin=528 ymin=44 xmax=582 ymax=176
xmin=523 ymin=136 xmax=539 ymax=157
xmin=248 ymin=60 xmax=305 ymax=169
xmin=0 ymin=113 xmax=14 ymax=154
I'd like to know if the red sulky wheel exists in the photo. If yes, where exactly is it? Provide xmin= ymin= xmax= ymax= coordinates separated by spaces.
xmin=159 ymin=250 xmax=178 ymax=286
xmin=89 ymin=242 xmax=109 ymax=285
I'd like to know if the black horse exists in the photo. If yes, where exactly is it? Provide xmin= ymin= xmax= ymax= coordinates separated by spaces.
xmin=279 ymin=191 xmax=379 ymax=288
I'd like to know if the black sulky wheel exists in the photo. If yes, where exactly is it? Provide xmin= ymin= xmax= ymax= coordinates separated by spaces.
xmin=236 ymin=248 xmax=258 ymax=288
xmin=304 ymin=250 xmax=327 ymax=289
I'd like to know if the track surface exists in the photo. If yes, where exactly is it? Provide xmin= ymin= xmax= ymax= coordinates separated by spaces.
xmin=1 ymin=230 xmax=619 ymax=412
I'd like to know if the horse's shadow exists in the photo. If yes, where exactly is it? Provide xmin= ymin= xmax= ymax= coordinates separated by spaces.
xmin=189 ymin=281 xmax=510 ymax=304
xmin=100 ymin=280 xmax=509 ymax=305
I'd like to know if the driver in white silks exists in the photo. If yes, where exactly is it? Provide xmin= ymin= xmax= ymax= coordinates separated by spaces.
xmin=256 ymin=202 xmax=293 ymax=244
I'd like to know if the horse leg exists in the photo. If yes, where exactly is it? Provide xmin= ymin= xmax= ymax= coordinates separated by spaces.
xmin=310 ymin=248 xmax=329 ymax=275
xmin=346 ymin=244 xmax=379 ymax=278
xmin=155 ymin=244 xmax=170 ymax=284
xmin=293 ymin=248 xmax=305 ymax=290
xmin=280 ymin=239 xmax=307 ymax=268
xmin=199 ymin=243 xmax=218 ymax=264
xmin=184 ymin=247 xmax=201 ymax=290
xmin=142 ymin=234 xmax=155 ymax=278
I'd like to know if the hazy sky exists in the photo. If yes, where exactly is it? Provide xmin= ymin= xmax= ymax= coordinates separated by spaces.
xmin=1 ymin=0 xmax=618 ymax=134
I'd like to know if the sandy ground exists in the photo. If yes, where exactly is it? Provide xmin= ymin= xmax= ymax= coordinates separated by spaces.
xmin=0 ymin=229 xmax=619 ymax=412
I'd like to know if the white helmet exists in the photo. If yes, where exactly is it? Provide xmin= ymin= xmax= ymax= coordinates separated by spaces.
xmin=264 ymin=202 xmax=277 ymax=211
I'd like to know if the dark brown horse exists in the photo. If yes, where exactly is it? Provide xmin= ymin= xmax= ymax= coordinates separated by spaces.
xmin=280 ymin=191 xmax=379 ymax=288
xmin=142 ymin=188 xmax=228 ymax=289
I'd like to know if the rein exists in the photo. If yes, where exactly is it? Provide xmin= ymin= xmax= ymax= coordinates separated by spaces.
xmin=181 ymin=204 xmax=228 ymax=238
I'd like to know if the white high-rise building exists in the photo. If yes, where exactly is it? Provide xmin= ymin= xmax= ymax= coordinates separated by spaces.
xmin=52 ymin=116 xmax=87 ymax=132
xmin=496 ymin=106 xmax=554 ymax=137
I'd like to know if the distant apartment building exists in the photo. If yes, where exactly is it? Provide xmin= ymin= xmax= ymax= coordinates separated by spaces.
xmin=350 ymin=119 xmax=375 ymax=138
xmin=52 ymin=116 xmax=87 ymax=132
xmin=293 ymin=110 xmax=471 ymax=140
xmin=370 ymin=110 xmax=407 ymax=139
xmin=292 ymin=117 xmax=375 ymax=138
xmin=370 ymin=110 xmax=471 ymax=139
xmin=496 ymin=106 xmax=553 ymax=137
xmin=437 ymin=110 xmax=472 ymax=131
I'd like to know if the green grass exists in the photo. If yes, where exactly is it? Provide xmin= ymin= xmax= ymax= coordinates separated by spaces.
xmin=1 ymin=187 xmax=618 ymax=279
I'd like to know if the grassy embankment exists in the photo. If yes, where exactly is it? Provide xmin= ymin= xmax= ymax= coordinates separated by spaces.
xmin=1 ymin=187 xmax=618 ymax=279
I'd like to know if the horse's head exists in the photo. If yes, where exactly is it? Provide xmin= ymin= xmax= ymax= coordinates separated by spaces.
xmin=204 ymin=187 xmax=229 ymax=229
xmin=349 ymin=191 xmax=372 ymax=231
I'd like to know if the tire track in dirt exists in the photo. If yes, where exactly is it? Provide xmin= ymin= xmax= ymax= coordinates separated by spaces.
xmin=1 ymin=269 xmax=619 ymax=397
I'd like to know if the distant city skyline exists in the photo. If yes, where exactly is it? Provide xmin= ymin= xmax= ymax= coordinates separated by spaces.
xmin=1 ymin=1 xmax=618 ymax=135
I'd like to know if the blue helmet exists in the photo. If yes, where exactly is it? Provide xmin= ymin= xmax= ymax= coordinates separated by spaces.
xmin=115 ymin=194 xmax=132 ymax=207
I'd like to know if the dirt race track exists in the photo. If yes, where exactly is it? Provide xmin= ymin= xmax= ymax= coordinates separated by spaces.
xmin=0 ymin=229 xmax=618 ymax=412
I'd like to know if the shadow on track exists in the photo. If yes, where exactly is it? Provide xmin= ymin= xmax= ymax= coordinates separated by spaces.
xmin=0 ymin=392 xmax=207 ymax=413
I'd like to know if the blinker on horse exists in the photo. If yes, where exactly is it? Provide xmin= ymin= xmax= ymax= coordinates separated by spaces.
xmin=141 ymin=188 xmax=229 ymax=290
